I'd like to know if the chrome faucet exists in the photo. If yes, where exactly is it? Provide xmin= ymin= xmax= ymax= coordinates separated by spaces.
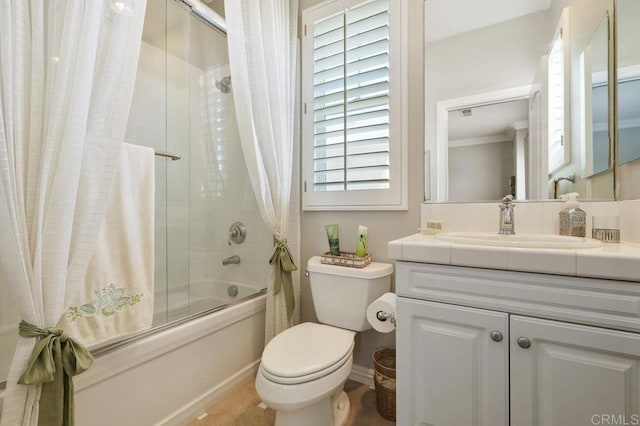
xmin=498 ymin=195 xmax=515 ymax=235
xmin=222 ymin=255 xmax=241 ymax=265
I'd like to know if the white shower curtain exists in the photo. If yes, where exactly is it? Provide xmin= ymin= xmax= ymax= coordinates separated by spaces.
xmin=225 ymin=0 xmax=299 ymax=343
xmin=0 ymin=1 xmax=146 ymax=424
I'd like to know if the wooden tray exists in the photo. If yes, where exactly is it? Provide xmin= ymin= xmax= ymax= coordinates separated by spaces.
xmin=320 ymin=251 xmax=371 ymax=268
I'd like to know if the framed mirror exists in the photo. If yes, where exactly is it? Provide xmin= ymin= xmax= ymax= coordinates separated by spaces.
xmin=581 ymin=13 xmax=610 ymax=178
xmin=616 ymin=0 xmax=640 ymax=167
xmin=424 ymin=0 xmax=615 ymax=202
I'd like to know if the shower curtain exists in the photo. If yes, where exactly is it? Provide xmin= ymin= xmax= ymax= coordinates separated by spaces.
xmin=0 ymin=1 xmax=146 ymax=424
xmin=225 ymin=0 xmax=300 ymax=343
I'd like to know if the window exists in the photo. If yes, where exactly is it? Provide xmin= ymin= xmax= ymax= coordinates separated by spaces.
xmin=301 ymin=0 xmax=407 ymax=210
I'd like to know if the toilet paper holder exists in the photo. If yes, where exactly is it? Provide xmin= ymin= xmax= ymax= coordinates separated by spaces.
xmin=376 ymin=310 xmax=396 ymax=325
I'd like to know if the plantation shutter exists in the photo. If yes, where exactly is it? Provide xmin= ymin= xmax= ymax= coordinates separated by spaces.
xmin=312 ymin=0 xmax=390 ymax=192
xmin=548 ymin=31 xmax=564 ymax=171
xmin=547 ymin=8 xmax=572 ymax=175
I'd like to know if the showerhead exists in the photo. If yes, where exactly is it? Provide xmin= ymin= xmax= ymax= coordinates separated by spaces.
xmin=216 ymin=76 xmax=232 ymax=94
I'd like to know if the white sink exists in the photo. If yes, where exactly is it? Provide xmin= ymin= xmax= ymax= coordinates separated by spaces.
xmin=434 ymin=232 xmax=602 ymax=249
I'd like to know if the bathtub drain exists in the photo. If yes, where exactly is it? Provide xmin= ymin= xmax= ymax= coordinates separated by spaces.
xmin=227 ymin=285 xmax=239 ymax=298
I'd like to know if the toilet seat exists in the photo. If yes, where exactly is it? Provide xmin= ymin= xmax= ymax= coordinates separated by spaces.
xmin=261 ymin=346 xmax=353 ymax=385
xmin=260 ymin=323 xmax=355 ymax=385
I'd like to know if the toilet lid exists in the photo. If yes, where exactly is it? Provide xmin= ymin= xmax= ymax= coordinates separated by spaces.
xmin=261 ymin=323 xmax=355 ymax=384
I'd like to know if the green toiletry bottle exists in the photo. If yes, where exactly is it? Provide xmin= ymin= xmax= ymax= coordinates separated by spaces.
xmin=356 ymin=225 xmax=368 ymax=257
xmin=325 ymin=224 xmax=341 ymax=256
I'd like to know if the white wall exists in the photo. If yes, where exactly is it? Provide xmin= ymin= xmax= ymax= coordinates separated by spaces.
xmin=618 ymin=159 xmax=640 ymax=200
xmin=448 ymin=141 xmax=514 ymax=201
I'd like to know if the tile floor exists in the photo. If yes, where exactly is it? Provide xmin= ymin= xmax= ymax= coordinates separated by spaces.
xmin=189 ymin=379 xmax=395 ymax=426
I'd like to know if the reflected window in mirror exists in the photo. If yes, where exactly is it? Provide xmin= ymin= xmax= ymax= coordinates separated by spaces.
xmin=548 ymin=9 xmax=571 ymax=174
xmin=548 ymin=27 xmax=566 ymax=172
xmin=592 ymin=84 xmax=609 ymax=172
xmin=618 ymin=78 xmax=640 ymax=164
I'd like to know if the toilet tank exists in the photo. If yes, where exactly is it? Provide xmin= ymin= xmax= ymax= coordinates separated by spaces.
xmin=306 ymin=256 xmax=393 ymax=331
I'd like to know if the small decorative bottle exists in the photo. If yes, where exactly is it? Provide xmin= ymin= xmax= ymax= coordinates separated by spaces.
xmin=558 ymin=192 xmax=586 ymax=237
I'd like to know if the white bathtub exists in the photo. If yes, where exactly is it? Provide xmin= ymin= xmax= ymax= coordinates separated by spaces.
xmin=72 ymin=293 xmax=266 ymax=425
xmin=0 ymin=284 xmax=265 ymax=425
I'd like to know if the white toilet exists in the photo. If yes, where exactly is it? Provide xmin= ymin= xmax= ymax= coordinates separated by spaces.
xmin=255 ymin=256 xmax=393 ymax=426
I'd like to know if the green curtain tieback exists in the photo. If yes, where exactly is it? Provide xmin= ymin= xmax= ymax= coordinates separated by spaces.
xmin=269 ymin=239 xmax=297 ymax=319
xmin=18 ymin=320 xmax=94 ymax=426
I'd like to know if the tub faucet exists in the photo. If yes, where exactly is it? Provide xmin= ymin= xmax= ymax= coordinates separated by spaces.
xmin=222 ymin=255 xmax=241 ymax=266
xmin=498 ymin=195 xmax=515 ymax=235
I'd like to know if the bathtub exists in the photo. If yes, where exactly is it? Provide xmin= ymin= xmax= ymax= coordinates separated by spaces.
xmin=67 ymin=293 xmax=267 ymax=426
xmin=0 ymin=284 xmax=265 ymax=425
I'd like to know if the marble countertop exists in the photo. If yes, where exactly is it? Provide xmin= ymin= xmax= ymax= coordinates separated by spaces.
xmin=388 ymin=233 xmax=640 ymax=282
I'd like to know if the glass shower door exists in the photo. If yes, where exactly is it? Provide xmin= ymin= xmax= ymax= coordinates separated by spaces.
xmin=129 ymin=0 xmax=272 ymax=326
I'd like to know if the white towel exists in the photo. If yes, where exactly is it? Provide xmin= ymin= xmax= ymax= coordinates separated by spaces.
xmin=59 ymin=143 xmax=155 ymax=347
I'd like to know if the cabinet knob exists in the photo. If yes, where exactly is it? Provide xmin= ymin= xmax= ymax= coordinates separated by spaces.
xmin=490 ymin=331 xmax=503 ymax=342
xmin=517 ymin=337 xmax=531 ymax=349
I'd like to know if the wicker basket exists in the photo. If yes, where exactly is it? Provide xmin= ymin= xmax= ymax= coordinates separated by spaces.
xmin=372 ymin=347 xmax=396 ymax=421
xmin=319 ymin=251 xmax=371 ymax=268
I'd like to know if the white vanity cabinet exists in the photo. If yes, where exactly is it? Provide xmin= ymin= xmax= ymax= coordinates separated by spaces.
xmin=510 ymin=315 xmax=640 ymax=426
xmin=397 ymin=297 xmax=509 ymax=426
xmin=396 ymin=261 xmax=640 ymax=426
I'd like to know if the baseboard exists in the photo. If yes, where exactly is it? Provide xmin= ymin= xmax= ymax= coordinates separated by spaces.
xmin=159 ymin=359 xmax=261 ymax=426
xmin=349 ymin=363 xmax=374 ymax=387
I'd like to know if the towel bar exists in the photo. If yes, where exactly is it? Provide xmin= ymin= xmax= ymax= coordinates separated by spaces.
xmin=154 ymin=150 xmax=181 ymax=161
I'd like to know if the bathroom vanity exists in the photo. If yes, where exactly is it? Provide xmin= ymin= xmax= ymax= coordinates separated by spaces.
xmin=389 ymin=233 xmax=640 ymax=426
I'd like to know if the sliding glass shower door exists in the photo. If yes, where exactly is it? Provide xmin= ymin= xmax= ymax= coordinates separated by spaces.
xmin=124 ymin=0 xmax=272 ymax=325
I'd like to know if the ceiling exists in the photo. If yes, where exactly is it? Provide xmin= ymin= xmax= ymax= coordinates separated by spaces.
xmin=426 ymin=0 xmax=552 ymax=43
xmin=448 ymin=99 xmax=529 ymax=147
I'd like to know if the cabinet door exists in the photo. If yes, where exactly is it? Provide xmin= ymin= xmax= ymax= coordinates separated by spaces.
xmin=511 ymin=315 xmax=640 ymax=426
xmin=397 ymin=298 xmax=509 ymax=426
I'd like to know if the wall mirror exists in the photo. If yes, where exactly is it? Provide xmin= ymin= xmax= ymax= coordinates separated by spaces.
xmin=616 ymin=0 xmax=640 ymax=167
xmin=424 ymin=0 xmax=615 ymax=202
xmin=581 ymin=13 xmax=610 ymax=177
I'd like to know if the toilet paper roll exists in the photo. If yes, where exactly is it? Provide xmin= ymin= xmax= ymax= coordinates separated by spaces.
xmin=367 ymin=292 xmax=396 ymax=333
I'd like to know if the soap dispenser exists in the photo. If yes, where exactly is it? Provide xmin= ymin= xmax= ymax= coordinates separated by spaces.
xmin=558 ymin=192 xmax=586 ymax=237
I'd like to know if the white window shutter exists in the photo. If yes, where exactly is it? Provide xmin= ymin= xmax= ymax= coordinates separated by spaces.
xmin=548 ymin=34 xmax=565 ymax=171
xmin=312 ymin=0 xmax=390 ymax=192
xmin=302 ymin=0 xmax=406 ymax=210
xmin=548 ymin=8 xmax=571 ymax=174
